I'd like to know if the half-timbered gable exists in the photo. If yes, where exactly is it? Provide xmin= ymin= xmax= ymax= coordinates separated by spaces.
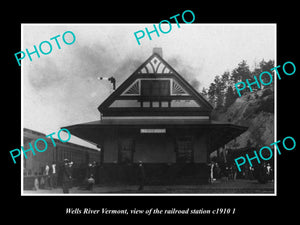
xmin=98 ymin=52 xmax=213 ymax=118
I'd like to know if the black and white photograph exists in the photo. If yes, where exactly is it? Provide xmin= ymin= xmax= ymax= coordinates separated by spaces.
xmin=3 ymin=4 xmax=299 ymax=221
xmin=21 ymin=24 xmax=276 ymax=195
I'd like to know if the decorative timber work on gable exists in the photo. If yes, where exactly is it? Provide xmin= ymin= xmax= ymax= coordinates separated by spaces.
xmin=98 ymin=49 xmax=213 ymax=118
xmin=122 ymin=80 xmax=140 ymax=96
xmin=137 ymin=55 xmax=174 ymax=74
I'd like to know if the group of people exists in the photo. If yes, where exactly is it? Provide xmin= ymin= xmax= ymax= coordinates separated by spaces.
xmin=60 ymin=159 xmax=98 ymax=193
xmin=34 ymin=162 xmax=58 ymax=190
xmin=33 ymin=159 xmax=98 ymax=193
xmin=32 ymin=160 xmax=275 ymax=193
xmin=208 ymin=162 xmax=238 ymax=183
xmin=208 ymin=161 xmax=273 ymax=183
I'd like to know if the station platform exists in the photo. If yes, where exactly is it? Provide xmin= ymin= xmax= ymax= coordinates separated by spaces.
xmin=23 ymin=179 xmax=274 ymax=194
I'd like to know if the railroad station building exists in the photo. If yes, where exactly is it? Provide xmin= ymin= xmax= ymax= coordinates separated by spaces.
xmin=63 ymin=48 xmax=247 ymax=185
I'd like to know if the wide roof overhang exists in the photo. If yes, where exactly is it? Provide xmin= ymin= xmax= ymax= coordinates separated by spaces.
xmin=62 ymin=119 xmax=247 ymax=153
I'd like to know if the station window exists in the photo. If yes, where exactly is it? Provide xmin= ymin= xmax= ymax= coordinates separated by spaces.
xmin=161 ymin=101 xmax=169 ymax=107
xmin=118 ymin=139 xmax=135 ymax=164
xmin=175 ymin=137 xmax=193 ymax=163
xmin=143 ymin=102 xmax=150 ymax=107
xmin=152 ymin=101 xmax=159 ymax=107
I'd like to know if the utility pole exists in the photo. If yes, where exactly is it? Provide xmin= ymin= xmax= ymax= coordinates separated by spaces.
xmin=97 ymin=76 xmax=116 ymax=121
xmin=97 ymin=76 xmax=116 ymax=91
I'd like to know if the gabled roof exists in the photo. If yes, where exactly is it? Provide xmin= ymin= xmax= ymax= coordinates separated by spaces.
xmin=98 ymin=53 xmax=213 ymax=115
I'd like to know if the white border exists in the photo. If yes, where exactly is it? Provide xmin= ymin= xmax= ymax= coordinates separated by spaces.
xmin=21 ymin=24 xmax=24 ymax=193
xmin=274 ymin=23 xmax=277 ymax=196
xmin=21 ymin=23 xmax=277 ymax=196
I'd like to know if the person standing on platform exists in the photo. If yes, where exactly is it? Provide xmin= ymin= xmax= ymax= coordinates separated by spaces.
xmin=87 ymin=174 xmax=95 ymax=191
xmin=62 ymin=159 xmax=72 ymax=193
xmin=33 ymin=172 xmax=39 ymax=191
xmin=44 ymin=163 xmax=50 ymax=189
xmin=68 ymin=161 xmax=74 ymax=188
xmin=50 ymin=162 xmax=57 ymax=188
xmin=137 ymin=161 xmax=146 ymax=191
xmin=92 ymin=161 xmax=97 ymax=183
xmin=208 ymin=161 xmax=215 ymax=183
xmin=87 ymin=162 xmax=93 ymax=178
xmin=232 ymin=163 xmax=237 ymax=180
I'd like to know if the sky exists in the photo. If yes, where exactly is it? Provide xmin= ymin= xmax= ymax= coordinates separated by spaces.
xmin=22 ymin=24 xmax=276 ymax=148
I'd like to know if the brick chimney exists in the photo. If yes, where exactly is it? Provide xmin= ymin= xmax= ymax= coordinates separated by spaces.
xmin=153 ymin=47 xmax=163 ymax=58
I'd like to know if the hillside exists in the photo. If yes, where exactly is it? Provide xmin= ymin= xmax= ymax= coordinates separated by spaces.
xmin=212 ymin=87 xmax=274 ymax=150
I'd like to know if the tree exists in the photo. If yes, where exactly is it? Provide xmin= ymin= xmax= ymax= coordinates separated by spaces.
xmin=224 ymin=86 xmax=236 ymax=109
xmin=231 ymin=60 xmax=252 ymax=83
xmin=207 ymin=72 xmax=234 ymax=110
xmin=207 ymin=82 xmax=217 ymax=107
xmin=231 ymin=60 xmax=254 ymax=96
xmin=214 ymin=75 xmax=224 ymax=110
xmin=252 ymin=59 xmax=275 ymax=88
xmin=214 ymin=72 xmax=232 ymax=111
xmin=259 ymin=59 xmax=275 ymax=72
xmin=205 ymin=59 xmax=274 ymax=111
xmin=221 ymin=71 xmax=231 ymax=87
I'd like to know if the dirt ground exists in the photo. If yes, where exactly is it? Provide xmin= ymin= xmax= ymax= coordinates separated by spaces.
xmin=23 ymin=179 xmax=274 ymax=195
